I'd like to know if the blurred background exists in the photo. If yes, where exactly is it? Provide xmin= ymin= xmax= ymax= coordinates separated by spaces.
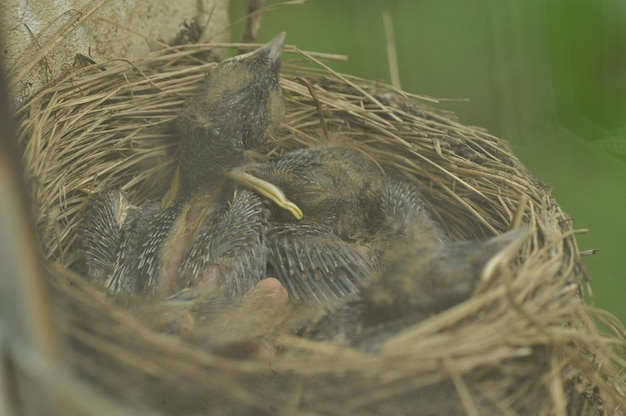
xmin=231 ymin=0 xmax=626 ymax=323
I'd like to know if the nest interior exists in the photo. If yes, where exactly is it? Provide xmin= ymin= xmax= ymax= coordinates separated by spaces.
xmin=15 ymin=42 xmax=626 ymax=415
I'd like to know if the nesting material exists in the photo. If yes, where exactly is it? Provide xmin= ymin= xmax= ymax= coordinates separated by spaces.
xmin=16 ymin=41 xmax=626 ymax=415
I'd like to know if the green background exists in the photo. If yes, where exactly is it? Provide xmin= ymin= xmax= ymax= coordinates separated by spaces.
xmin=230 ymin=0 xmax=626 ymax=323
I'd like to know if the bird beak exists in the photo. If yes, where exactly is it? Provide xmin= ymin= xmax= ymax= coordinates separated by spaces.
xmin=230 ymin=32 xmax=286 ymax=64
xmin=263 ymin=32 xmax=286 ymax=63
xmin=227 ymin=169 xmax=303 ymax=220
xmin=480 ymin=227 xmax=533 ymax=282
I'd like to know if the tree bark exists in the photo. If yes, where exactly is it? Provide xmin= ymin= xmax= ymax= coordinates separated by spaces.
xmin=0 ymin=0 xmax=231 ymax=108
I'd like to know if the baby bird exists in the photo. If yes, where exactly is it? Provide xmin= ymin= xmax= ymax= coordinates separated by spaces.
xmin=233 ymin=146 xmax=447 ymax=244
xmin=304 ymin=227 xmax=532 ymax=351
xmin=175 ymin=32 xmax=286 ymax=197
xmin=80 ymin=189 xmax=267 ymax=298
xmin=230 ymin=146 xmax=449 ymax=301
xmin=81 ymin=34 xmax=288 ymax=299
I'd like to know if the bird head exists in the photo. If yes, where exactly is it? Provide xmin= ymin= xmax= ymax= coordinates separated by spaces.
xmin=201 ymin=32 xmax=286 ymax=149
xmin=228 ymin=146 xmax=385 ymax=230
xmin=176 ymin=33 xmax=286 ymax=195
xmin=363 ymin=227 xmax=533 ymax=323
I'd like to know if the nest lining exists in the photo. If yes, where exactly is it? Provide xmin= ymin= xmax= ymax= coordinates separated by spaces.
xmin=16 ymin=41 xmax=626 ymax=415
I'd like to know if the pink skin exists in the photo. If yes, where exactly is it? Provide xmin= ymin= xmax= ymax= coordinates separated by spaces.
xmin=206 ymin=278 xmax=289 ymax=359
xmin=244 ymin=277 xmax=289 ymax=310
xmin=157 ymin=195 xmax=218 ymax=297
xmin=154 ymin=189 xmax=291 ymax=308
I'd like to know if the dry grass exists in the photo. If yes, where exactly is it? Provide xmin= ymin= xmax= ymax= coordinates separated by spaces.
xmin=15 ymin=40 xmax=626 ymax=415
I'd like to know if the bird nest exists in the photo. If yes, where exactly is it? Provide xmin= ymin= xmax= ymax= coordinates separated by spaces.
xmin=16 ymin=41 xmax=626 ymax=415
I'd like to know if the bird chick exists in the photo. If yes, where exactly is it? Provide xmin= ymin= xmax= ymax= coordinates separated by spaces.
xmin=305 ymin=227 xmax=532 ymax=351
xmin=175 ymin=32 xmax=286 ymax=197
xmin=81 ymin=35 xmax=289 ymax=299
xmin=230 ymin=146 xmax=448 ymax=301
xmin=232 ymin=146 xmax=447 ymax=243
xmin=363 ymin=227 xmax=531 ymax=320
xmin=83 ymin=188 xmax=268 ymax=299
xmin=231 ymin=147 xmax=383 ymax=238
